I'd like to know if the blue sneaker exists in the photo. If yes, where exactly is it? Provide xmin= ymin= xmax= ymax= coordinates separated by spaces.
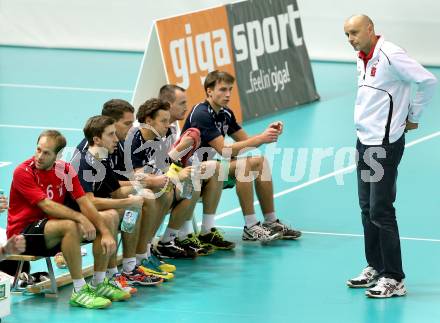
xmin=139 ymin=258 xmax=174 ymax=281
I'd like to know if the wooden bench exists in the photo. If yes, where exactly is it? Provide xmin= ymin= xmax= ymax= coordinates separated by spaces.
xmin=5 ymin=254 xmax=121 ymax=298
xmin=6 ymin=255 xmax=59 ymax=297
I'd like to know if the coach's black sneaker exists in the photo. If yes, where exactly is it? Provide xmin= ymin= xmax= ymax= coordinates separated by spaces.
xmin=155 ymin=238 xmax=196 ymax=259
xmin=262 ymin=219 xmax=302 ymax=240
xmin=178 ymin=233 xmax=215 ymax=256
xmin=198 ymin=228 xmax=236 ymax=250
xmin=346 ymin=266 xmax=379 ymax=288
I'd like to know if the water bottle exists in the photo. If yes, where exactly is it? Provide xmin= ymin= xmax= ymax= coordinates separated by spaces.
xmin=120 ymin=209 xmax=139 ymax=233
xmin=180 ymin=180 xmax=193 ymax=200
xmin=166 ymin=163 xmax=193 ymax=199
xmin=0 ymin=189 xmax=5 ymax=209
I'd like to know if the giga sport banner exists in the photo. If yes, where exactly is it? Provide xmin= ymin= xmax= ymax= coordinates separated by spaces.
xmin=156 ymin=0 xmax=319 ymax=123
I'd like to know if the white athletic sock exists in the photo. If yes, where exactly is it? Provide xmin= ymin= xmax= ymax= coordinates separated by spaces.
xmin=263 ymin=212 xmax=277 ymax=224
xmin=201 ymin=214 xmax=216 ymax=234
xmin=146 ymin=242 xmax=152 ymax=258
xmin=73 ymin=278 xmax=87 ymax=292
xmin=106 ymin=267 xmax=118 ymax=278
xmin=136 ymin=252 xmax=148 ymax=266
xmin=91 ymin=271 xmax=106 ymax=287
xmin=122 ymin=257 xmax=136 ymax=273
xmin=179 ymin=220 xmax=195 ymax=239
xmin=161 ymin=227 xmax=179 ymax=243
xmin=244 ymin=214 xmax=258 ymax=228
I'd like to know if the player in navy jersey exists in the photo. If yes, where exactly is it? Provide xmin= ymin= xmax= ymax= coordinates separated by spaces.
xmin=159 ymin=85 xmax=234 ymax=252
xmin=75 ymin=99 xmax=176 ymax=280
xmin=129 ymin=99 xmax=217 ymax=258
xmin=73 ymin=115 xmax=165 ymax=288
xmin=126 ymin=98 xmax=201 ymax=259
xmin=182 ymin=70 xmax=302 ymax=243
xmin=75 ymin=99 xmax=134 ymax=182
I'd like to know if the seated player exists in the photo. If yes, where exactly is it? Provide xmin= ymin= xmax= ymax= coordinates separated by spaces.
xmin=159 ymin=84 xmax=235 ymax=251
xmin=7 ymin=130 xmax=117 ymax=309
xmin=182 ymin=70 xmax=302 ymax=242
xmin=75 ymin=99 xmax=176 ymax=280
xmin=127 ymin=98 xmax=208 ymax=259
xmin=72 ymin=115 xmax=166 ymax=286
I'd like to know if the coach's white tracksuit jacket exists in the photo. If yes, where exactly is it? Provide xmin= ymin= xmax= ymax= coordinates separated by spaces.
xmin=355 ymin=36 xmax=437 ymax=145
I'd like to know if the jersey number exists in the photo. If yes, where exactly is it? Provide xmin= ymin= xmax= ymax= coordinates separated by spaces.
xmin=46 ymin=184 xmax=64 ymax=200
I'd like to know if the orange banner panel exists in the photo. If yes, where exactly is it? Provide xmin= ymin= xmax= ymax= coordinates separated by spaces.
xmin=156 ymin=6 xmax=242 ymax=123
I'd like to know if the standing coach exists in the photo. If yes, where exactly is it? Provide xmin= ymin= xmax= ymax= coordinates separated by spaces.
xmin=344 ymin=14 xmax=437 ymax=298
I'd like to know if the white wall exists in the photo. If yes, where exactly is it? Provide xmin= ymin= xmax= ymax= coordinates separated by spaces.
xmin=0 ymin=0 xmax=439 ymax=65
xmin=299 ymin=0 xmax=440 ymax=65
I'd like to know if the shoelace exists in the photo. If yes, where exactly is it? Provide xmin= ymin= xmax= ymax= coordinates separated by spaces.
xmin=187 ymin=235 xmax=203 ymax=247
xmin=169 ymin=239 xmax=186 ymax=251
xmin=112 ymin=275 xmax=128 ymax=288
xmin=148 ymin=255 xmax=162 ymax=267
xmin=357 ymin=267 xmax=375 ymax=279
xmin=81 ymin=285 xmax=99 ymax=298
xmin=375 ymin=277 xmax=394 ymax=288
xmin=104 ymin=280 xmax=123 ymax=291
xmin=275 ymin=221 xmax=291 ymax=233
xmin=211 ymin=229 xmax=226 ymax=241
xmin=250 ymin=225 xmax=271 ymax=239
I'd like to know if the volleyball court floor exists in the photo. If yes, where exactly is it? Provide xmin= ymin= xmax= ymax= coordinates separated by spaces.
xmin=0 ymin=46 xmax=439 ymax=323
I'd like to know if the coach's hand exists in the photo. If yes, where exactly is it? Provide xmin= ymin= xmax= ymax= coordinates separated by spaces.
xmin=78 ymin=216 xmax=96 ymax=241
xmin=100 ymin=232 xmax=116 ymax=255
xmin=405 ymin=121 xmax=418 ymax=132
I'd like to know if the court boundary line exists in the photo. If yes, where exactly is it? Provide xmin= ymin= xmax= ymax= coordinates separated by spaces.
xmin=0 ymin=124 xmax=82 ymax=131
xmin=2 ymin=124 xmax=439 ymax=223
xmin=0 ymin=162 xmax=12 ymax=168
xmin=0 ymin=83 xmax=132 ymax=93
xmin=215 ymin=226 xmax=440 ymax=242
xmin=209 ymin=130 xmax=440 ymax=222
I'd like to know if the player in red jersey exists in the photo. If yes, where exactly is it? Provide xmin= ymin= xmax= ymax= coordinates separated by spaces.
xmin=7 ymin=130 xmax=117 ymax=309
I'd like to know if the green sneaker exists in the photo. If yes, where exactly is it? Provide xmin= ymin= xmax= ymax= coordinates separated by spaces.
xmin=198 ymin=228 xmax=236 ymax=250
xmin=178 ymin=233 xmax=215 ymax=256
xmin=70 ymin=284 xmax=112 ymax=309
xmin=93 ymin=278 xmax=131 ymax=302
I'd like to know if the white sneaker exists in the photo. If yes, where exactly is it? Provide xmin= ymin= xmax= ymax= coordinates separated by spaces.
xmin=346 ymin=266 xmax=379 ymax=288
xmin=242 ymin=222 xmax=282 ymax=243
xmin=365 ymin=277 xmax=406 ymax=298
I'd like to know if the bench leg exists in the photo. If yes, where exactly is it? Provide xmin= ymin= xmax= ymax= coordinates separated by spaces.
xmin=10 ymin=261 xmax=24 ymax=293
xmin=45 ymin=257 xmax=58 ymax=297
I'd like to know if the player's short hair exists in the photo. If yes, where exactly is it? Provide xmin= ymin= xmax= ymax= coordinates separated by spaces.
xmin=136 ymin=98 xmax=170 ymax=123
xmin=83 ymin=115 xmax=115 ymax=146
xmin=101 ymin=99 xmax=134 ymax=121
xmin=37 ymin=130 xmax=67 ymax=154
xmin=204 ymin=70 xmax=235 ymax=94
xmin=158 ymin=84 xmax=186 ymax=104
